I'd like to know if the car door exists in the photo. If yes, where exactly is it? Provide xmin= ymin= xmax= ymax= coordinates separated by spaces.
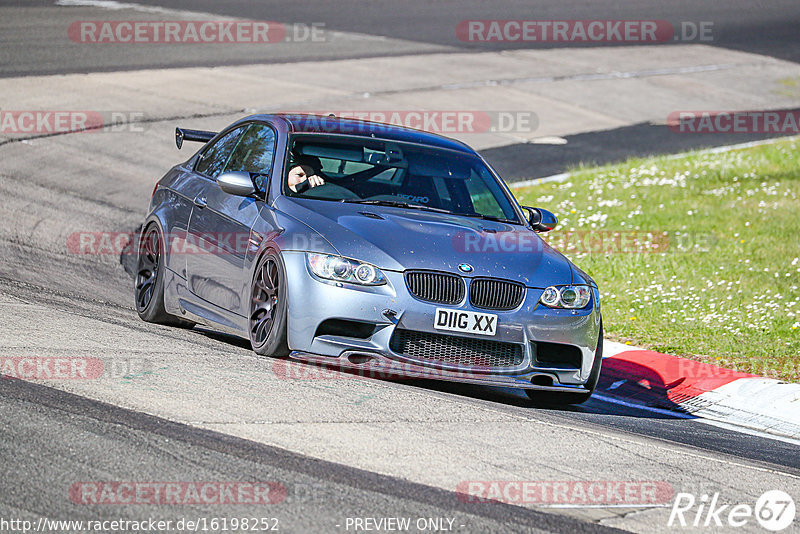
xmin=187 ymin=122 xmax=279 ymax=316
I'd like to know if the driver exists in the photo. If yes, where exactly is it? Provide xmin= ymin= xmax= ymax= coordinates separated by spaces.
xmin=287 ymin=155 xmax=325 ymax=193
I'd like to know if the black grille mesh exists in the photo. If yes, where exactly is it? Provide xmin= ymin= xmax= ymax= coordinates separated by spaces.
xmin=469 ymin=278 xmax=526 ymax=310
xmin=389 ymin=329 xmax=524 ymax=368
xmin=405 ymin=271 xmax=465 ymax=305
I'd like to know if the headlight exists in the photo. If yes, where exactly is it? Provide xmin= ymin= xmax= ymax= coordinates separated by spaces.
xmin=539 ymin=285 xmax=592 ymax=309
xmin=306 ymin=253 xmax=386 ymax=285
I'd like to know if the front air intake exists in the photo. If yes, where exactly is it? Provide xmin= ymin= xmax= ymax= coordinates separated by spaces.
xmin=389 ymin=328 xmax=524 ymax=368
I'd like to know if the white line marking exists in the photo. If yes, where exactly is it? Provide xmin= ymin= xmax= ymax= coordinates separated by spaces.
xmin=530 ymin=136 xmax=568 ymax=145
xmin=592 ymin=392 xmax=695 ymax=419
xmin=483 ymin=400 xmax=800 ymax=479
xmin=511 ymin=172 xmax=571 ymax=189
xmin=55 ymin=0 xmax=232 ymax=19
xmin=607 ymin=380 xmax=626 ymax=391
xmin=603 ymin=340 xmax=640 ymax=357
xmin=537 ymin=504 xmax=671 ymax=509
xmin=593 ymin=393 xmax=800 ymax=447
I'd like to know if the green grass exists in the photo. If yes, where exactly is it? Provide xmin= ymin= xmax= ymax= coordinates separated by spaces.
xmin=514 ymin=137 xmax=800 ymax=381
xmin=777 ymin=76 xmax=800 ymax=99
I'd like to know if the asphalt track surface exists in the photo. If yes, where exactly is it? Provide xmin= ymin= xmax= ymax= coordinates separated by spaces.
xmin=3 ymin=0 xmax=800 ymax=73
xmin=0 ymin=378 xmax=614 ymax=534
xmin=1 ymin=1 xmax=800 ymax=533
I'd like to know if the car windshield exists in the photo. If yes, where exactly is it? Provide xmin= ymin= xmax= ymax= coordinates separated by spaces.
xmin=284 ymin=135 xmax=522 ymax=223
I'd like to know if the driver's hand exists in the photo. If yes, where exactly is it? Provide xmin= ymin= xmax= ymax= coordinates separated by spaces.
xmin=306 ymin=174 xmax=325 ymax=189
xmin=288 ymin=165 xmax=325 ymax=192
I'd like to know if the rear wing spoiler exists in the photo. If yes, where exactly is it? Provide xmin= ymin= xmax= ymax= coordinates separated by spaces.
xmin=175 ymin=127 xmax=217 ymax=149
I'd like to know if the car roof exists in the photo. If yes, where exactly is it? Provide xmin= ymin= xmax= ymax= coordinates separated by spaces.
xmin=248 ymin=113 xmax=476 ymax=154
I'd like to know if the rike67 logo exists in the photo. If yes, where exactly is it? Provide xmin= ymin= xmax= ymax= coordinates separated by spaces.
xmin=669 ymin=490 xmax=796 ymax=531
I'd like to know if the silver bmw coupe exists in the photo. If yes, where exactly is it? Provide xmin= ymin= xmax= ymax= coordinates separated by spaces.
xmin=135 ymin=114 xmax=603 ymax=404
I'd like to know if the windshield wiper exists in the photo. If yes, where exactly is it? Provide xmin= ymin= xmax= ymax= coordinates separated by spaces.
xmin=341 ymin=199 xmax=452 ymax=214
xmin=341 ymin=199 xmax=519 ymax=223
xmin=453 ymin=212 xmax=519 ymax=224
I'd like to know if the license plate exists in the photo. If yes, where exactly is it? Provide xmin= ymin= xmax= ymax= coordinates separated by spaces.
xmin=434 ymin=308 xmax=497 ymax=336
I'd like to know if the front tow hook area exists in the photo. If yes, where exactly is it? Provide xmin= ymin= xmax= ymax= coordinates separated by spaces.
xmin=531 ymin=374 xmax=555 ymax=387
xmin=382 ymin=309 xmax=399 ymax=324
xmin=346 ymin=352 xmax=378 ymax=365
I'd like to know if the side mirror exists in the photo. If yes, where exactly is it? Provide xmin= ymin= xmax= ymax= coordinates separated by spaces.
xmin=217 ymin=171 xmax=256 ymax=197
xmin=523 ymin=206 xmax=558 ymax=233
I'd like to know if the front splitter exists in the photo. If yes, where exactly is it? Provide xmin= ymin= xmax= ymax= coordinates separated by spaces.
xmin=288 ymin=350 xmax=591 ymax=393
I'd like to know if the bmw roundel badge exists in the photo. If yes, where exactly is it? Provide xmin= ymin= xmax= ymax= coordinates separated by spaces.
xmin=458 ymin=263 xmax=474 ymax=273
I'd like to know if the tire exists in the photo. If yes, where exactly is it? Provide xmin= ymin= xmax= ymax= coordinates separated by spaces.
xmin=526 ymin=324 xmax=604 ymax=406
xmin=249 ymin=250 xmax=289 ymax=357
xmin=135 ymin=223 xmax=195 ymax=328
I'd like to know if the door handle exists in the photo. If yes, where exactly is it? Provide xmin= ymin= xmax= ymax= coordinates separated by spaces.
xmin=193 ymin=195 xmax=207 ymax=208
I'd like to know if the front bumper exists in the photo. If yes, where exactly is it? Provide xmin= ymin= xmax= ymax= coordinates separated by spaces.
xmin=282 ymin=251 xmax=602 ymax=390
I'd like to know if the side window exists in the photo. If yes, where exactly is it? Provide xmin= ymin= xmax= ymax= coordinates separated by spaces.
xmin=194 ymin=125 xmax=247 ymax=179
xmin=464 ymin=169 xmax=514 ymax=219
xmin=318 ymin=157 xmax=342 ymax=175
xmin=223 ymin=123 xmax=277 ymax=178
